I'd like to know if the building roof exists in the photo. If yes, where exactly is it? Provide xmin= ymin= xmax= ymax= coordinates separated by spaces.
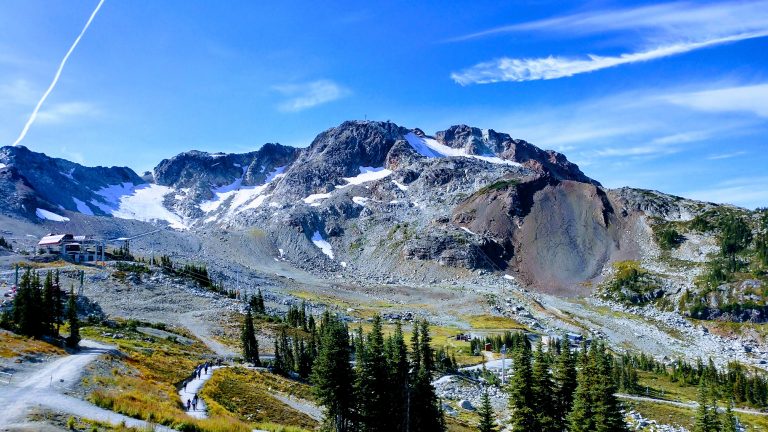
xmin=38 ymin=234 xmax=73 ymax=246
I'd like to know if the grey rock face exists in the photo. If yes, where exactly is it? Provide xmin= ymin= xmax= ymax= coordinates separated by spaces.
xmin=0 ymin=145 xmax=143 ymax=217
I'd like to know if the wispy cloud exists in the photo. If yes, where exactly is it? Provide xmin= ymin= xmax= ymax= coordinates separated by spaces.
xmin=36 ymin=101 xmax=99 ymax=124
xmin=451 ymin=32 xmax=766 ymax=85
xmin=685 ymin=176 xmax=768 ymax=209
xmin=663 ymin=84 xmax=768 ymax=118
xmin=448 ymin=1 xmax=768 ymax=42
xmin=0 ymin=79 xmax=37 ymax=105
xmin=707 ymin=151 xmax=748 ymax=160
xmin=274 ymin=79 xmax=350 ymax=112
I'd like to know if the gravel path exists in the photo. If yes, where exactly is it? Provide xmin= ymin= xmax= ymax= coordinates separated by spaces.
xmin=617 ymin=393 xmax=768 ymax=416
xmin=0 ymin=339 xmax=172 ymax=431
xmin=179 ymin=364 xmax=221 ymax=419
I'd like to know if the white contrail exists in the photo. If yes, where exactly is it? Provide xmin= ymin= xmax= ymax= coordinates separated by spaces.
xmin=11 ymin=0 xmax=105 ymax=147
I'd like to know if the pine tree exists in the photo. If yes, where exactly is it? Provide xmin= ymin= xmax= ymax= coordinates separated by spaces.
xmin=591 ymin=343 xmax=627 ymax=432
xmin=568 ymin=343 xmax=599 ymax=432
xmin=273 ymin=339 xmax=285 ymax=375
xmin=720 ymin=400 xmax=738 ymax=432
xmin=532 ymin=341 xmax=557 ymax=432
xmin=13 ymin=269 xmax=43 ymax=338
xmin=477 ymin=387 xmax=497 ymax=432
xmin=694 ymin=384 xmax=719 ymax=432
xmin=408 ymin=320 xmax=445 ymax=432
xmin=312 ymin=314 xmax=355 ymax=432
xmin=42 ymin=271 xmax=54 ymax=336
xmin=385 ymin=321 xmax=409 ymax=431
xmin=241 ymin=308 xmax=260 ymax=366
xmin=552 ymin=336 xmax=577 ymax=430
xmin=356 ymin=315 xmax=390 ymax=432
xmin=508 ymin=340 xmax=537 ymax=432
xmin=66 ymin=286 xmax=80 ymax=348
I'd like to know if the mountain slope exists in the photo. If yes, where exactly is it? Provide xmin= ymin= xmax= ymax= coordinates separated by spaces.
xmin=0 ymin=120 xmax=728 ymax=296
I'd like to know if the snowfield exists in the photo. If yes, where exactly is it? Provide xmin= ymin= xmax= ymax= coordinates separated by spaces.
xmin=200 ymin=166 xmax=285 ymax=215
xmin=303 ymin=192 xmax=332 ymax=206
xmin=72 ymin=197 xmax=94 ymax=215
xmin=35 ymin=208 xmax=70 ymax=222
xmin=311 ymin=231 xmax=334 ymax=259
xmin=94 ymin=183 xmax=187 ymax=230
xmin=404 ymin=132 xmax=521 ymax=167
xmin=338 ymin=166 xmax=392 ymax=187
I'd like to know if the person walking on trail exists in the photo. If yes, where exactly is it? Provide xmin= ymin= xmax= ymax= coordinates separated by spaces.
xmin=192 ymin=400 xmax=197 ymax=411
xmin=186 ymin=399 xmax=191 ymax=411
xmin=183 ymin=380 xmax=187 ymax=391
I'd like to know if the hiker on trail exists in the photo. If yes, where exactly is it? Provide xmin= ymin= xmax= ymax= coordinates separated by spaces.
xmin=183 ymin=380 xmax=187 ymax=391
xmin=186 ymin=399 xmax=191 ymax=410
xmin=193 ymin=393 xmax=198 ymax=404
xmin=192 ymin=400 xmax=197 ymax=411
xmin=204 ymin=365 xmax=208 ymax=374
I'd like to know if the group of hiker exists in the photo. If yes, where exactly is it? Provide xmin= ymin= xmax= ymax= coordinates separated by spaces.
xmin=182 ymin=359 xmax=223 ymax=412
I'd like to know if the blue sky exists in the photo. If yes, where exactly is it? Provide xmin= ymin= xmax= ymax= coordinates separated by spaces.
xmin=1 ymin=0 xmax=767 ymax=208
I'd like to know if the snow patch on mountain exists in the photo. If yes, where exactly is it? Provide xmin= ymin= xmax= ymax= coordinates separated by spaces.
xmin=200 ymin=166 xmax=286 ymax=214
xmin=36 ymin=208 xmax=70 ymax=222
xmin=0 ymin=163 xmax=6 ymax=169
xmin=93 ymin=183 xmax=187 ymax=229
xmin=404 ymin=132 xmax=521 ymax=167
xmin=311 ymin=231 xmax=334 ymax=259
xmin=392 ymin=180 xmax=409 ymax=191
xmin=72 ymin=198 xmax=93 ymax=216
xmin=303 ymin=193 xmax=332 ymax=206
xmin=338 ymin=166 xmax=392 ymax=187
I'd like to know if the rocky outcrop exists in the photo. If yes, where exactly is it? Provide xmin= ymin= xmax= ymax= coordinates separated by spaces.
xmin=0 ymin=145 xmax=143 ymax=217
xmin=273 ymin=121 xmax=409 ymax=198
xmin=435 ymin=125 xmax=596 ymax=184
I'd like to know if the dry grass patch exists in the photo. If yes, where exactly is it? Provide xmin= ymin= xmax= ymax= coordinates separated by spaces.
xmin=82 ymin=324 xmax=253 ymax=432
xmin=0 ymin=329 xmax=65 ymax=358
xmin=200 ymin=367 xmax=317 ymax=430
xmin=464 ymin=314 xmax=526 ymax=330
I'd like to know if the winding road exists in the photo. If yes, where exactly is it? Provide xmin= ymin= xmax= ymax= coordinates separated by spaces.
xmin=0 ymin=340 xmax=173 ymax=431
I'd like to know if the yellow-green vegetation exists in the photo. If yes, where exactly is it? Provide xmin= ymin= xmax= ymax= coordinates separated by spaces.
xmin=622 ymin=399 xmax=695 ymax=430
xmin=623 ymin=397 xmax=768 ymax=431
xmin=81 ymin=323 xmax=254 ymax=432
xmin=464 ymin=314 xmax=526 ymax=330
xmin=472 ymin=178 xmax=520 ymax=197
xmin=602 ymin=260 xmax=662 ymax=305
xmin=200 ymin=367 xmax=317 ymax=430
xmin=0 ymin=329 xmax=65 ymax=358
xmin=55 ymin=414 xmax=157 ymax=432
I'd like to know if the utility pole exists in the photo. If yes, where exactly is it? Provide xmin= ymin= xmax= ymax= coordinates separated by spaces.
xmin=501 ymin=344 xmax=507 ymax=385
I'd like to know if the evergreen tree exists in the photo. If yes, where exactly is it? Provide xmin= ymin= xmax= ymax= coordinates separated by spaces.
xmin=312 ymin=314 xmax=355 ymax=432
xmin=385 ymin=321 xmax=409 ymax=432
xmin=13 ymin=269 xmax=43 ymax=337
xmin=508 ymin=340 xmax=537 ymax=432
xmin=241 ymin=308 xmax=260 ymax=366
xmin=419 ymin=319 xmax=434 ymax=375
xmin=720 ymin=400 xmax=738 ymax=432
xmin=694 ymin=384 xmax=719 ymax=432
xmin=592 ymin=343 xmax=627 ymax=432
xmin=552 ymin=336 xmax=577 ymax=430
xmin=408 ymin=320 xmax=445 ymax=432
xmin=42 ymin=271 xmax=54 ymax=335
xmin=531 ymin=341 xmax=557 ymax=432
xmin=66 ymin=286 xmax=80 ymax=348
xmin=477 ymin=387 xmax=497 ymax=432
xmin=273 ymin=339 xmax=286 ymax=375
xmin=53 ymin=270 xmax=63 ymax=337
xmin=568 ymin=342 xmax=627 ymax=432
xmin=356 ymin=315 xmax=390 ymax=432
